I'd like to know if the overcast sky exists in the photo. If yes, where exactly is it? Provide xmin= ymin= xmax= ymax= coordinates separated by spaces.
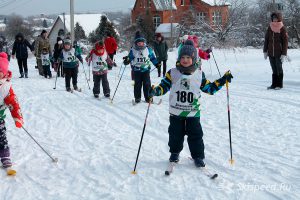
xmin=0 ymin=0 xmax=136 ymax=16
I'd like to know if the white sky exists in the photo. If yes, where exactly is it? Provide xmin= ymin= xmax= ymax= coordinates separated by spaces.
xmin=0 ymin=0 xmax=136 ymax=16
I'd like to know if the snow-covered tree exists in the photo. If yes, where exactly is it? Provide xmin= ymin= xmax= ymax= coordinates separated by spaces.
xmin=74 ymin=22 xmax=86 ymax=41
xmin=88 ymin=15 xmax=118 ymax=43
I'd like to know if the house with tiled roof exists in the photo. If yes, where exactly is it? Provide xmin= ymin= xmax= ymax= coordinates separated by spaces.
xmin=131 ymin=0 xmax=229 ymax=29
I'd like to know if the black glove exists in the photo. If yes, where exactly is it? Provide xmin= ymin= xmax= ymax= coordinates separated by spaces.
xmin=155 ymin=63 xmax=161 ymax=68
xmin=221 ymin=71 xmax=233 ymax=84
xmin=148 ymin=87 xmax=156 ymax=99
xmin=206 ymin=48 xmax=212 ymax=54
xmin=123 ymin=56 xmax=130 ymax=65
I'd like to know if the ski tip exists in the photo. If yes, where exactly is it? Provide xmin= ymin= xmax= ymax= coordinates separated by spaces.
xmin=6 ymin=169 xmax=17 ymax=176
xmin=210 ymin=174 xmax=218 ymax=179
xmin=165 ymin=171 xmax=170 ymax=176
xmin=131 ymin=170 xmax=137 ymax=175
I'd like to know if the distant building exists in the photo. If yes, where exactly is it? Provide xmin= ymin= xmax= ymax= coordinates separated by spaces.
xmin=131 ymin=0 xmax=229 ymax=33
xmin=48 ymin=14 xmax=104 ymax=47
xmin=0 ymin=23 xmax=6 ymax=32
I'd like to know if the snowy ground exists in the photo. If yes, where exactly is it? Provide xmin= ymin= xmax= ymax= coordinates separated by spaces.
xmin=0 ymin=48 xmax=299 ymax=200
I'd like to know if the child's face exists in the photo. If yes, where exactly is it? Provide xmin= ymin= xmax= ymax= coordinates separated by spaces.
xmin=272 ymin=18 xmax=278 ymax=22
xmin=97 ymin=49 xmax=104 ymax=54
xmin=64 ymin=44 xmax=71 ymax=49
xmin=180 ymin=55 xmax=193 ymax=67
xmin=137 ymin=41 xmax=145 ymax=47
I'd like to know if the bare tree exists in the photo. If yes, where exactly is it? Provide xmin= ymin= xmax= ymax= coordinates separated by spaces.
xmin=5 ymin=15 xmax=33 ymax=40
xmin=282 ymin=0 xmax=300 ymax=47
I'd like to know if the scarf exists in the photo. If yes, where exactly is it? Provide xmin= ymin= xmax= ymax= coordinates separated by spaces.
xmin=270 ymin=22 xmax=284 ymax=33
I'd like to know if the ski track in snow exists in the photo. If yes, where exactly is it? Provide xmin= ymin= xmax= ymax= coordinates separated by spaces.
xmin=0 ymin=49 xmax=299 ymax=200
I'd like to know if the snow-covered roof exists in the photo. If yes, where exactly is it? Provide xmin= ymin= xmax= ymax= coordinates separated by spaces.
xmin=153 ymin=0 xmax=177 ymax=11
xmin=156 ymin=23 xmax=179 ymax=33
xmin=58 ymin=14 xmax=103 ymax=35
xmin=33 ymin=18 xmax=54 ymax=24
xmin=202 ymin=0 xmax=230 ymax=6
xmin=0 ymin=24 xmax=6 ymax=28
xmin=155 ymin=23 xmax=179 ymax=37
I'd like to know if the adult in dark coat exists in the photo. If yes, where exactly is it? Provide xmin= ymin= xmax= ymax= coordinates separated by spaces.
xmin=53 ymin=37 xmax=64 ymax=77
xmin=153 ymin=33 xmax=168 ymax=77
xmin=263 ymin=12 xmax=288 ymax=89
xmin=12 ymin=33 xmax=33 ymax=78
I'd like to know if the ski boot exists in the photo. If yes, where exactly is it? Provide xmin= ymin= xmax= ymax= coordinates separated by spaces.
xmin=169 ymin=153 xmax=179 ymax=163
xmin=0 ymin=149 xmax=12 ymax=168
xmin=194 ymin=157 xmax=205 ymax=168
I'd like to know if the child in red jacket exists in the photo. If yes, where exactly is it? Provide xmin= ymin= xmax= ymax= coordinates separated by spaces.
xmin=86 ymin=41 xmax=114 ymax=98
xmin=0 ymin=52 xmax=23 ymax=171
xmin=104 ymin=32 xmax=118 ymax=69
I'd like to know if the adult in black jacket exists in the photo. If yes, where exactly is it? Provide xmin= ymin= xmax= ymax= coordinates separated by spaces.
xmin=12 ymin=33 xmax=33 ymax=78
xmin=53 ymin=37 xmax=64 ymax=77
xmin=153 ymin=33 xmax=168 ymax=77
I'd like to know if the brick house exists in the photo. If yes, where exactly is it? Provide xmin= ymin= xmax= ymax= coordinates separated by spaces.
xmin=131 ymin=0 xmax=229 ymax=29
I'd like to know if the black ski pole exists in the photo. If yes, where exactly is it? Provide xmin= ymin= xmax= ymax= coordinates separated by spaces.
xmin=110 ymin=64 xmax=127 ymax=104
xmin=22 ymin=127 xmax=58 ymax=163
xmin=118 ymin=63 xmax=123 ymax=78
xmin=131 ymin=99 xmax=152 ymax=174
xmin=80 ymin=62 xmax=91 ymax=90
xmin=211 ymin=52 xmax=234 ymax=165
xmin=211 ymin=51 xmax=222 ymax=77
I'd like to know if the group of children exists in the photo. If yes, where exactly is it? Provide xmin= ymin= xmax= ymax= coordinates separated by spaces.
xmin=123 ymin=31 xmax=233 ymax=167
xmin=0 ymin=31 xmax=233 ymax=171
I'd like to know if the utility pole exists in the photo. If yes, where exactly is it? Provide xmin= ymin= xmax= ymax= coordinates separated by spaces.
xmin=170 ymin=0 xmax=173 ymax=48
xmin=70 ymin=0 xmax=75 ymax=43
xmin=272 ymin=0 xmax=276 ymax=11
xmin=63 ymin=12 xmax=66 ymax=39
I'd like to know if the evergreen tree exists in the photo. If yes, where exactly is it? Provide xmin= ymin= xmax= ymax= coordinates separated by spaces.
xmin=136 ymin=14 xmax=155 ymax=45
xmin=88 ymin=15 xmax=119 ymax=43
xmin=43 ymin=19 xmax=48 ymax=28
xmin=74 ymin=22 xmax=86 ymax=41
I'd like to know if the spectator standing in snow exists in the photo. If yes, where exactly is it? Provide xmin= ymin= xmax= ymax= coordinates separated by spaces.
xmin=35 ymin=30 xmax=52 ymax=76
xmin=104 ymin=32 xmax=118 ymax=69
xmin=153 ymin=33 xmax=168 ymax=77
xmin=263 ymin=12 xmax=288 ymax=90
xmin=11 ymin=33 xmax=34 ymax=78
xmin=53 ymin=37 xmax=64 ymax=77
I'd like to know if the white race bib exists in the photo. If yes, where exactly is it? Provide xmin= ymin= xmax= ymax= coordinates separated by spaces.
xmin=169 ymin=68 xmax=202 ymax=117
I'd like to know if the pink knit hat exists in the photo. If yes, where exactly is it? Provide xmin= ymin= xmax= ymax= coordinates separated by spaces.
xmin=0 ymin=52 xmax=9 ymax=76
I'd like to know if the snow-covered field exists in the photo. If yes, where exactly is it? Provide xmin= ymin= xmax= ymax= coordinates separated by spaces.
xmin=1 ymin=48 xmax=299 ymax=200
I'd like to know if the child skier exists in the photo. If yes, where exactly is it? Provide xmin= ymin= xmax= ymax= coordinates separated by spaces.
xmin=41 ymin=47 xmax=52 ymax=79
xmin=149 ymin=40 xmax=233 ymax=167
xmin=123 ymin=31 xmax=160 ymax=103
xmin=85 ymin=41 xmax=114 ymax=98
xmin=0 ymin=52 xmax=23 ymax=173
xmin=59 ymin=39 xmax=83 ymax=92
xmin=179 ymin=35 xmax=211 ymax=67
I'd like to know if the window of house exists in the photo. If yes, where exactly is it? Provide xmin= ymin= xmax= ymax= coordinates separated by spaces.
xmin=153 ymin=15 xmax=161 ymax=28
xmin=212 ymin=11 xmax=222 ymax=25
xmin=180 ymin=0 xmax=185 ymax=6
xmin=148 ymin=0 xmax=151 ymax=8
xmin=197 ymin=12 xmax=207 ymax=21
xmin=140 ymin=1 xmax=142 ymax=8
